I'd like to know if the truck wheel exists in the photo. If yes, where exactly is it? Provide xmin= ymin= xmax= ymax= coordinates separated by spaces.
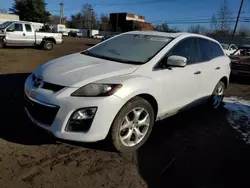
xmin=0 ymin=39 xmax=4 ymax=48
xmin=43 ymin=40 xmax=54 ymax=50
xmin=110 ymin=97 xmax=155 ymax=153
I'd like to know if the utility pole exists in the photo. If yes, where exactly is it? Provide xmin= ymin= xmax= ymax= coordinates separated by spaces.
xmin=232 ymin=0 xmax=244 ymax=37
xmin=59 ymin=2 xmax=64 ymax=24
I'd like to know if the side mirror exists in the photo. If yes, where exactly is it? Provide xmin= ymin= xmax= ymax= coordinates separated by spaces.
xmin=167 ymin=55 xmax=187 ymax=67
xmin=7 ymin=28 xmax=14 ymax=32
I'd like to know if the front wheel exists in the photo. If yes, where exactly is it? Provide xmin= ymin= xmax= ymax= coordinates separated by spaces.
xmin=110 ymin=97 xmax=155 ymax=153
xmin=208 ymin=81 xmax=225 ymax=109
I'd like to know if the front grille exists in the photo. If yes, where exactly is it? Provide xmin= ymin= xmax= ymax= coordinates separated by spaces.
xmin=231 ymin=63 xmax=250 ymax=71
xmin=32 ymin=74 xmax=65 ymax=92
xmin=24 ymin=94 xmax=59 ymax=126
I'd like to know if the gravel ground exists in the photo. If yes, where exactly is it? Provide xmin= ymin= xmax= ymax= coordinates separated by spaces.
xmin=0 ymin=37 xmax=250 ymax=188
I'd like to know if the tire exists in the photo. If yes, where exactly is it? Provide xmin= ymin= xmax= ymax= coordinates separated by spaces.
xmin=207 ymin=81 xmax=225 ymax=109
xmin=43 ymin=40 xmax=54 ymax=50
xmin=110 ymin=97 xmax=155 ymax=153
xmin=0 ymin=39 xmax=4 ymax=48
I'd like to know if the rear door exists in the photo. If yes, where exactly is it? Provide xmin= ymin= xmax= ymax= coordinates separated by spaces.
xmin=196 ymin=38 xmax=226 ymax=100
xmin=23 ymin=23 xmax=35 ymax=45
xmin=5 ymin=23 xmax=25 ymax=44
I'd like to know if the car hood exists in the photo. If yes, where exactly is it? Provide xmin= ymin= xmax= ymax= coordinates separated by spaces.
xmin=34 ymin=53 xmax=140 ymax=87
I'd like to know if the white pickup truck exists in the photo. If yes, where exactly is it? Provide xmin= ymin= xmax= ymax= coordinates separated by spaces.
xmin=0 ymin=21 xmax=63 ymax=50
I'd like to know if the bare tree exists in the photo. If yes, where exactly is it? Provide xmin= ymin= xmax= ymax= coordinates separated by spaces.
xmin=188 ymin=24 xmax=208 ymax=34
xmin=0 ymin=8 xmax=8 ymax=13
xmin=237 ymin=26 xmax=250 ymax=37
xmin=100 ymin=13 xmax=110 ymax=31
xmin=81 ymin=4 xmax=98 ymax=30
xmin=154 ymin=22 xmax=169 ymax=32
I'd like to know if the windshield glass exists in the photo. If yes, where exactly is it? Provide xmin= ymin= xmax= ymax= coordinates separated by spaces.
xmin=0 ymin=21 xmax=13 ymax=29
xmin=83 ymin=34 xmax=172 ymax=64
xmin=221 ymin=44 xmax=229 ymax=50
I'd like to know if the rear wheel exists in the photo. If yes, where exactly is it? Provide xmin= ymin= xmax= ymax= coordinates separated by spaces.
xmin=208 ymin=81 xmax=225 ymax=109
xmin=110 ymin=97 xmax=155 ymax=153
xmin=43 ymin=40 xmax=54 ymax=50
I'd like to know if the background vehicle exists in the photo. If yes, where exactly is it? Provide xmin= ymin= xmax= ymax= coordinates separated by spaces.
xmin=221 ymin=43 xmax=240 ymax=56
xmin=24 ymin=31 xmax=230 ymax=153
xmin=230 ymin=45 xmax=250 ymax=76
xmin=0 ymin=21 xmax=63 ymax=50
xmin=93 ymin=34 xmax=104 ymax=39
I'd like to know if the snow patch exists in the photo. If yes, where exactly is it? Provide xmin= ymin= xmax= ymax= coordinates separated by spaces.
xmin=224 ymin=97 xmax=250 ymax=144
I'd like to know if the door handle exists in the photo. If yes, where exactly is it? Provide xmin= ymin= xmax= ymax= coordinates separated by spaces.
xmin=215 ymin=67 xmax=220 ymax=70
xmin=194 ymin=71 xmax=201 ymax=75
xmin=23 ymin=33 xmax=25 ymax=36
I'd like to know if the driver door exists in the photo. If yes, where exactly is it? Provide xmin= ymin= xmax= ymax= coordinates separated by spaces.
xmin=160 ymin=37 xmax=202 ymax=112
xmin=5 ymin=23 xmax=25 ymax=44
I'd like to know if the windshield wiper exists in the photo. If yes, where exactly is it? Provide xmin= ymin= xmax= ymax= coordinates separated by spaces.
xmin=81 ymin=51 xmax=144 ymax=65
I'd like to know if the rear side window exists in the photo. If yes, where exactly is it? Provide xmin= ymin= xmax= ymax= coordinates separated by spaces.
xmin=25 ymin=24 xmax=32 ymax=32
xmin=210 ymin=41 xmax=224 ymax=58
xmin=198 ymin=38 xmax=224 ymax=62
xmin=167 ymin=38 xmax=198 ymax=64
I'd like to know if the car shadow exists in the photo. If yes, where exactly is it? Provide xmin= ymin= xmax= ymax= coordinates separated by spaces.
xmin=0 ymin=73 xmax=57 ymax=145
xmin=136 ymin=104 xmax=250 ymax=188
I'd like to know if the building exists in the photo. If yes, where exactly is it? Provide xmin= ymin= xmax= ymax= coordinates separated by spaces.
xmin=109 ymin=12 xmax=153 ymax=32
xmin=0 ymin=13 xmax=19 ymax=24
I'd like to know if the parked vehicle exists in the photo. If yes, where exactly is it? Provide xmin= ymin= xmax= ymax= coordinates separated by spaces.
xmin=24 ymin=31 xmax=231 ymax=152
xmin=93 ymin=34 xmax=104 ymax=39
xmin=221 ymin=43 xmax=240 ymax=56
xmin=0 ymin=21 xmax=63 ymax=50
xmin=229 ymin=45 xmax=250 ymax=76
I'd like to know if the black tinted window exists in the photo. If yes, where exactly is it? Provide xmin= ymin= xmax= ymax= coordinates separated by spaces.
xmin=198 ymin=38 xmax=224 ymax=62
xmin=25 ymin=24 xmax=32 ymax=32
xmin=210 ymin=41 xmax=224 ymax=58
xmin=198 ymin=38 xmax=211 ymax=62
xmin=14 ymin=24 xmax=23 ymax=31
xmin=167 ymin=38 xmax=198 ymax=64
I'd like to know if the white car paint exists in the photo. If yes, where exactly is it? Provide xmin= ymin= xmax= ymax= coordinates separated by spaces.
xmin=24 ymin=31 xmax=231 ymax=143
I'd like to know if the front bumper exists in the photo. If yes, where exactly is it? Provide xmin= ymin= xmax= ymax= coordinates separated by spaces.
xmin=24 ymin=74 xmax=125 ymax=142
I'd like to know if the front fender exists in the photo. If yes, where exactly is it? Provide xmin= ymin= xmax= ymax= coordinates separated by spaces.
xmin=106 ymin=75 xmax=166 ymax=113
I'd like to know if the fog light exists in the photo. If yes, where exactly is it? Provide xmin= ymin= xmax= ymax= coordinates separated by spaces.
xmin=72 ymin=108 xmax=97 ymax=120
xmin=66 ymin=107 xmax=97 ymax=132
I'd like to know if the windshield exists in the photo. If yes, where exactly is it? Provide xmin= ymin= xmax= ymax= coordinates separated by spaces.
xmin=221 ymin=44 xmax=229 ymax=50
xmin=83 ymin=34 xmax=172 ymax=64
xmin=0 ymin=21 xmax=13 ymax=29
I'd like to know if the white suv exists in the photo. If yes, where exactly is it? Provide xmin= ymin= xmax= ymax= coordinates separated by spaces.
xmin=24 ymin=31 xmax=231 ymax=152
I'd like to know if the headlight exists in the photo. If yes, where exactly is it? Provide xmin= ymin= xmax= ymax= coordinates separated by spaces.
xmin=71 ymin=83 xmax=122 ymax=97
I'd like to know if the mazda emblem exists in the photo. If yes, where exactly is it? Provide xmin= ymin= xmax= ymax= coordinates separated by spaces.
xmin=33 ymin=76 xmax=44 ymax=89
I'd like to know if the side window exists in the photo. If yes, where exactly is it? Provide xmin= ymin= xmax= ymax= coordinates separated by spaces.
xmin=8 ymin=23 xmax=23 ymax=32
xmin=25 ymin=24 xmax=32 ymax=32
xmin=167 ymin=38 xmax=198 ymax=64
xmin=197 ymin=38 xmax=211 ymax=62
xmin=209 ymin=41 xmax=224 ymax=58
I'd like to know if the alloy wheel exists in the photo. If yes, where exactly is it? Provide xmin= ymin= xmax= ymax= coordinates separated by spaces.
xmin=119 ymin=107 xmax=150 ymax=147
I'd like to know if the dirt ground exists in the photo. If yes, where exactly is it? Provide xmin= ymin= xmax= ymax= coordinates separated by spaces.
xmin=0 ymin=37 xmax=250 ymax=188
